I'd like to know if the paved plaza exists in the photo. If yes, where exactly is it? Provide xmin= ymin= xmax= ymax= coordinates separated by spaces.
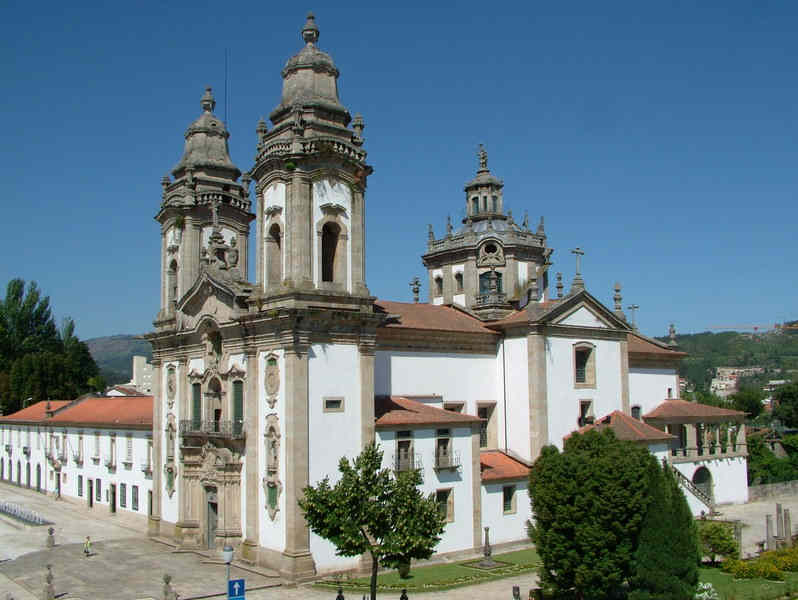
xmin=0 ymin=481 xmax=796 ymax=599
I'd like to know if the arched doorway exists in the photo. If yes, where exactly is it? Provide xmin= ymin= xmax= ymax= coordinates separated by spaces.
xmin=205 ymin=486 xmax=218 ymax=550
xmin=26 ymin=463 xmax=30 ymax=488
xmin=36 ymin=464 xmax=41 ymax=492
xmin=692 ymin=466 xmax=713 ymax=500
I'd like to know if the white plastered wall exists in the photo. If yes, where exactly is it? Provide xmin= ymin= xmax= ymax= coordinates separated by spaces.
xmin=545 ymin=337 xmax=622 ymax=449
xmin=312 ymin=178 xmax=352 ymax=293
xmin=503 ymin=337 xmax=530 ymax=461
xmin=629 ymin=367 xmax=679 ymax=415
xmin=559 ymin=307 xmax=610 ymax=329
xmin=673 ymin=457 xmax=749 ymax=514
xmin=308 ymin=343 xmax=362 ymax=573
xmin=481 ymin=480 xmax=531 ymax=545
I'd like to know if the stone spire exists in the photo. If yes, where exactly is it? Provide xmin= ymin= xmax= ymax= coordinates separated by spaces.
xmin=172 ymin=87 xmax=240 ymax=179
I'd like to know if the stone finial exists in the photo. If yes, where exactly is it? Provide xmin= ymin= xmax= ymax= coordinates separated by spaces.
xmin=446 ymin=215 xmax=453 ymax=236
xmin=478 ymin=144 xmax=488 ymax=171
xmin=256 ymin=117 xmax=268 ymax=139
xmin=669 ymin=323 xmax=677 ymax=346
xmin=613 ymin=282 xmax=626 ymax=321
xmin=200 ymin=87 xmax=215 ymax=113
xmin=410 ymin=277 xmax=421 ymax=303
xmin=570 ymin=247 xmax=585 ymax=292
xmin=556 ymin=272 xmax=563 ymax=299
xmin=536 ymin=216 xmax=545 ymax=235
xmin=352 ymin=113 xmax=364 ymax=138
xmin=507 ymin=209 xmax=514 ymax=224
xmin=302 ymin=12 xmax=320 ymax=45
xmin=160 ymin=174 xmax=171 ymax=190
xmin=241 ymin=173 xmax=251 ymax=198
xmin=522 ymin=211 xmax=529 ymax=230
xmin=427 ymin=224 xmax=434 ymax=242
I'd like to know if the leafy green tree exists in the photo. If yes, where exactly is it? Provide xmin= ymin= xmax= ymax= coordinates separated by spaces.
xmin=528 ymin=430 xmax=657 ymax=599
xmin=0 ymin=279 xmax=59 ymax=370
xmin=629 ymin=462 xmax=699 ymax=600
xmin=299 ymin=444 xmax=445 ymax=600
xmin=773 ymin=383 xmax=798 ymax=428
xmin=729 ymin=386 xmax=764 ymax=418
xmin=698 ymin=521 xmax=738 ymax=566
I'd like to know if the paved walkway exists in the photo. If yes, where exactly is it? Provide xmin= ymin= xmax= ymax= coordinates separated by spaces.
xmin=714 ymin=494 xmax=798 ymax=557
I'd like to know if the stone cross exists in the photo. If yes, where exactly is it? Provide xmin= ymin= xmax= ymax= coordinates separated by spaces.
xmin=571 ymin=247 xmax=584 ymax=275
xmin=570 ymin=248 xmax=585 ymax=291
xmin=478 ymin=144 xmax=488 ymax=170
xmin=627 ymin=304 xmax=640 ymax=330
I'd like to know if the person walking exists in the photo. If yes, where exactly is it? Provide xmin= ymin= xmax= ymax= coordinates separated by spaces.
xmin=83 ymin=536 xmax=91 ymax=557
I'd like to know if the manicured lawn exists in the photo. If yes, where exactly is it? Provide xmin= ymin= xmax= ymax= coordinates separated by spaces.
xmin=314 ymin=548 xmax=540 ymax=593
xmin=700 ymin=567 xmax=798 ymax=599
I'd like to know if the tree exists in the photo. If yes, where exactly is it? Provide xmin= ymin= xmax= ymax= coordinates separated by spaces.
xmin=528 ymin=430 xmax=657 ymax=599
xmin=773 ymin=383 xmax=798 ymax=428
xmin=629 ymin=462 xmax=699 ymax=600
xmin=729 ymin=387 xmax=764 ymax=418
xmin=698 ymin=521 xmax=738 ymax=566
xmin=299 ymin=444 xmax=445 ymax=600
xmin=0 ymin=279 xmax=59 ymax=370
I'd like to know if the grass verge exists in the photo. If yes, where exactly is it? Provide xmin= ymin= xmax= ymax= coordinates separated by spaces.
xmin=700 ymin=567 xmax=798 ymax=599
xmin=314 ymin=548 xmax=540 ymax=594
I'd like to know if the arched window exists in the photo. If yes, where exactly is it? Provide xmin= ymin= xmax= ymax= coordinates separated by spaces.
xmin=167 ymin=261 xmax=178 ymax=308
xmin=472 ymin=197 xmax=479 ymax=215
xmin=321 ymin=222 xmax=340 ymax=283
xmin=492 ymin=195 xmax=498 ymax=212
xmin=232 ymin=380 xmax=244 ymax=436
xmin=266 ymin=223 xmax=282 ymax=285
xmin=454 ymin=272 xmax=463 ymax=293
xmin=434 ymin=276 xmax=443 ymax=296
xmin=631 ymin=405 xmax=641 ymax=420
xmin=478 ymin=271 xmax=503 ymax=294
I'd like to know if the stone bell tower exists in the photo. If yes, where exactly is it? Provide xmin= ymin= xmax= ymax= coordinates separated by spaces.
xmin=250 ymin=12 xmax=373 ymax=310
xmin=154 ymin=87 xmax=254 ymax=328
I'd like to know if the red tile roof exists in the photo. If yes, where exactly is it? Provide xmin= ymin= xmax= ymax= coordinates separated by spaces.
xmin=643 ymin=399 xmax=745 ymax=424
xmin=480 ymin=450 xmax=530 ymax=482
xmin=47 ymin=396 xmax=153 ymax=427
xmin=375 ymin=396 xmax=482 ymax=428
xmin=568 ymin=410 xmax=674 ymax=443
xmin=628 ymin=332 xmax=687 ymax=357
xmin=0 ymin=401 xmax=72 ymax=422
xmin=375 ymin=300 xmax=498 ymax=334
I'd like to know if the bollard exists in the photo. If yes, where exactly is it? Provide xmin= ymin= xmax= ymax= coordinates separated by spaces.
xmin=336 ymin=586 xmax=344 ymax=600
xmin=513 ymin=585 xmax=521 ymax=600
xmin=42 ymin=565 xmax=54 ymax=600
xmin=777 ymin=504 xmax=784 ymax=538
xmin=766 ymin=514 xmax=775 ymax=551
xmin=162 ymin=573 xmax=178 ymax=600
xmin=46 ymin=527 xmax=54 ymax=549
xmin=785 ymin=509 xmax=793 ymax=545
xmin=399 ymin=589 xmax=408 ymax=600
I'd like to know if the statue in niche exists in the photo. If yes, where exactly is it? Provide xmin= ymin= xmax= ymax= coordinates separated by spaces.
xmin=263 ymin=414 xmax=282 ymax=520
xmin=166 ymin=368 xmax=176 ymax=408
xmin=204 ymin=330 xmax=222 ymax=370
xmin=226 ymin=237 xmax=239 ymax=269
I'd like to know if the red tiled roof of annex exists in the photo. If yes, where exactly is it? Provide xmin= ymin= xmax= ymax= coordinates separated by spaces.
xmin=627 ymin=332 xmax=687 ymax=357
xmin=375 ymin=396 xmax=482 ymax=428
xmin=644 ymin=399 xmax=745 ymax=422
xmin=0 ymin=401 xmax=72 ymax=422
xmin=568 ymin=410 xmax=674 ymax=443
xmin=45 ymin=396 xmax=153 ymax=427
xmin=480 ymin=450 xmax=530 ymax=482
xmin=375 ymin=300 xmax=498 ymax=335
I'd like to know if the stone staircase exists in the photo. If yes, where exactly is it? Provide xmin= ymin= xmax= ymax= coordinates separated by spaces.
xmin=671 ymin=465 xmax=715 ymax=514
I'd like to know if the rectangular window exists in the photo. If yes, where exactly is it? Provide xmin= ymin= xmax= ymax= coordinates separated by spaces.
xmin=78 ymin=435 xmax=83 ymax=460
xmin=94 ymin=432 xmax=100 ymax=457
xmin=78 ymin=475 xmax=83 ymax=497
xmin=396 ymin=431 xmax=414 ymax=471
xmin=120 ymin=483 xmax=127 ymax=508
xmin=574 ymin=344 xmax=596 ymax=388
xmin=96 ymin=479 xmax=102 ymax=502
xmin=478 ymin=407 xmax=489 ymax=448
xmin=126 ymin=436 xmax=133 ymax=461
xmin=233 ymin=380 xmax=244 ymax=435
xmin=132 ymin=486 xmax=139 ymax=511
xmin=323 ymin=396 xmax=344 ymax=412
xmin=436 ymin=488 xmax=454 ymax=522
xmin=192 ymin=383 xmax=202 ymax=429
xmin=578 ymin=400 xmax=594 ymax=427
xmin=503 ymin=485 xmax=516 ymax=514
xmin=435 ymin=429 xmax=451 ymax=468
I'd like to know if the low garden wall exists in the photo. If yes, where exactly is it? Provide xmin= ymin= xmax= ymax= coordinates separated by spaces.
xmin=749 ymin=481 xmax=798 ymax=501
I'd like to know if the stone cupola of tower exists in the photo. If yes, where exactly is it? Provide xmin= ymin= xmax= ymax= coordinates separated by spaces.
xmin=422 ymin=147 xmax=553 ymax=320
xmin=154 ymin=87 xmax=254 ymax=328
xmin=250 ymin=13 xmax=374 ymax=310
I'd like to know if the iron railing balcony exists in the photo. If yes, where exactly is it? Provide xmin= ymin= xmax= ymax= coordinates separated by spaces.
xmin=475 ymin=291 xmax=507 ymax=306
xmin=434 ymin=450 xmax=461 ymax=470
xmin=393 ymin=453 xmax=422 ymax=473
xmin=179 ymin=419 xmax=246 ymax=439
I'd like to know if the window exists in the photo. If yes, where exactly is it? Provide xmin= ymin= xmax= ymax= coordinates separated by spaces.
xmin=321 ymin=222 xmax=341 ymax=283
xmin=94 ymin=432 xmax=100 ymax=458
xmin=472 ymin=197 xmax=479 ymax=215
xmin=232 ymin=380 xmax=244 ymax=435
xmin=192 ymin=383 xmax=202 ymax=429
xmin=434 ymin=276 xmax=443 ymax=297
xmin=454 ymin=272 xmax=463 ymax=293
xmin=78 ymin=434 xmax=83 ymax=460
xmin=126 ymin=436 xmax=133 ymax=461
xmin=147 ymin=439 xmax=153 ymax=468
xmin=578 ymin=400 xmax=594 ymax=427
xmin=478 ymin=405 xmax=496 ymax=449
xmin=492 ymin=195 xmax=498 ymax=212
xmin=396 ymin=431 xmax=414 ymax=471
xmin=503 ymin=485 xmax=516 ymax=514
xmin=631 ymin=405 xmax=641 ymax=420
xmin=436 ymin=488 xmax=454 ymax=522
xmin=667 ymin=387 xmax=673 ymax=399
xmin=96 ymin=479 xmax=102 ymax=502
xmin=132 ymin=486 xmax=139 ymax=511
xmin=109 ymin=437 xmax=116 ymax=464
xmin=323 ymin=396 xmax=344 ymax=412
xmin=267 ymin=223 xmax=282 ymax=284
xmin=77 ymin=475 xmax=83 ymax=497
xmin=574 ymin=343 xmax=596 ymax=388
xmin=482 ymin=196 xmax=487 ymax=212
xmin=119 ymin=483 xmax=127 ymax=508
xmin=478 ymin=271 xmax=503 ymax=294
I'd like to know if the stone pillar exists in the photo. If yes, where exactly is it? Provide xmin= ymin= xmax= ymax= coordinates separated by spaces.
xmin=471 ymin=424 xmax=482 ymax=548
xmin=255 ymin=185 xmax=263 ymax=289
xmin=766 ymin=514 xmax=775 ymax=550
xmin=736 ymin=423 xmax=747 ymax=455
xmin=619 ymin=338 xmax=630 ymax=414
xmin=281 ymin=344 xmax=316 ymax=581
xmin=527 ymin=332 xmax=548 ymax=461
xmin=777 ymin=504 xmax=784 ymax=538
xmin=785 ymin=509 xmax=792 ymax=544
xmin=287 ymin=172 xmax=313 ymax=287
xmin=176 ymin=359 xmax=189 ymax=527
xmin=685 ymin=424 xmax=697 ymax=458
xmin=242 ymin=349 xmax=260 ymax=563
xmin=350 ymin=188 xmax=367 ymax=295
xmin=359 ymin=343 xmax=375 ymax=449
xmin=464 ymin=260 xmax=478 ymax=309
xmin=149 ymin=360 xmax=163 ymax=536
xmin=182 ymin=219 xmax=201 ymax=296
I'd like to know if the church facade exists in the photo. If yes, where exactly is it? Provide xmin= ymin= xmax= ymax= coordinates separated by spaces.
xmin=143 ymin=13 xmax=748 ymax=580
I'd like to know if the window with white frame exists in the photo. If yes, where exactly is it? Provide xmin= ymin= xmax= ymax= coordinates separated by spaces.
xmin=132 ymin=485 xmax=139 ymax=511
xmin=94 ymin=432 xmax=100 ymax=458
xmin=578 ymin=399 xmax=594 ymax=427
xmin=574 ymin=343 xmax=596 ymax=388
xmin=502 ymin=485 xmax=517 ymax=514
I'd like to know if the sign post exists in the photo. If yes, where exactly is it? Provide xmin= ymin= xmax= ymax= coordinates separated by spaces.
xmin=228 ymin=578 xmax=245 ymax=600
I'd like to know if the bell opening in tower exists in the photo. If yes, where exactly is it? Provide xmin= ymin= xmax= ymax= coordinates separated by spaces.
xmin=321 ymin=222 xmax=340 ymax=283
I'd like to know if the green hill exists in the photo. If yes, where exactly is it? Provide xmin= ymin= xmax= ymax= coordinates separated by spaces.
xmin=86 ymin=334 xmax=152 ymax=385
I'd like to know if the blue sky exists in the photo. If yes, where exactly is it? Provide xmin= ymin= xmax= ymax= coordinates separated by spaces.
xmin=1 ymin=1 xmax=796 ymax=340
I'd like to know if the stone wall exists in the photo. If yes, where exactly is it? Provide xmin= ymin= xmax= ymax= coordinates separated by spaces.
xmin=749 ymin=480 xmax=798 ymax=501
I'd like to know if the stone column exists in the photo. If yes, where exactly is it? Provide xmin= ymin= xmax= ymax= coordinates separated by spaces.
xmin=736 ymin=423 xmax=747 ymax=455
xmin=287 ymin=172 xmax=313 ymax=287
xmin=471 ymin=424 xmax=482 ymax=548
xmin=149 ymin=360 xmax=163 ymax=536
xmin=766 ymin=514 xmax=775 ymax=550
xmin=619 ymin=338 xmax=630 ymax=414
xmin=350 ymin=188 xmax=367 ymax=295
xmin=182 ymin=219 xmax=201 ymax=296
xmin=527 ymin=331 xmax=548 ymax=462
xmin=359 ymin=343 xmax=375 ymax=449
xmin=685 ymin=424 xmax=697 ymax=458
xmin=255 ymin=184 xmax=263 ymax=289
xmin=281 ymin=344 xmax=316 ymax=581
xmin=242 ymin=349 xmax=260 ymax=563
xmin=777 ymin=504 xmax=784 ymax=538
xmin=784 ymin=509 xmax=792 ymax=543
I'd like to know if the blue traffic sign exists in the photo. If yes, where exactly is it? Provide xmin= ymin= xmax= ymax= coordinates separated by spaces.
xmin=228 ymin=578 xmax=245 ymax=600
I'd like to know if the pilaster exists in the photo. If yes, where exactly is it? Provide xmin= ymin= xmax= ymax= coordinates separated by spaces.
xmin=242 ymin=348 xmax=260 ymax=562
xmin=350 ymin=188 xmax=367 ymax=295
xmin=359 ymin=343 xmax=376 ymax=448
xmin=287 ymin=172 xmax=313 ymax=287
xmin=527 ymin=332 xmax=548 ymax=461
xmin=619 ymin=338 xmax=630 ymax=414
xmin=149 ymin=360 xmax=163 ymax=536
xmin=471 ymin=424 xmax=482 ymax=548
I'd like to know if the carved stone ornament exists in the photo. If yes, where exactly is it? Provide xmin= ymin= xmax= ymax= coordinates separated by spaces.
xmin=263 ymin=414 xmax=282 ymax=520
xmin=166 ymin=367 xmax=176 ymax=408
xmin=164 ymin=463 xmax=176 ymax=498
xmin=164 ymin=413 xmax=177 ymax=498
xmin=264 ymin=355 xmax=279 ymax=408
xmin=477 ymin=241 xmax=505 ymax=267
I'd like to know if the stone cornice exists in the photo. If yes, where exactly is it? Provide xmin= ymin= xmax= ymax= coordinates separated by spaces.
xmin=376 ymin=328 xmax=499 ymax=355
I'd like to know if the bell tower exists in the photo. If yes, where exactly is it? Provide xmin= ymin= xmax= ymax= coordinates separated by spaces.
xmin=250 ymin=13 xmax=373 ymax=310
xmin=155 ymin=88 xmax=254 ymax=327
